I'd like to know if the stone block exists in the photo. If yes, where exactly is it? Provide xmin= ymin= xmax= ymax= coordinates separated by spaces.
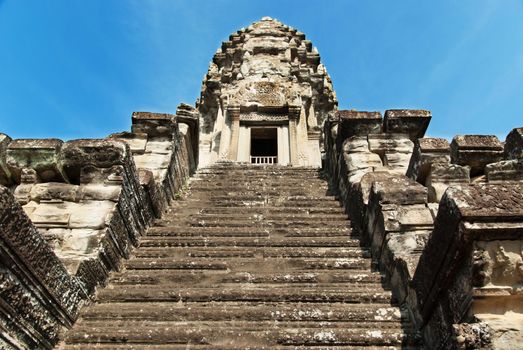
xmin=131 ymin=112 xmax=176 ymax=138
xmin=426 ymin=163 xmax=471 ymax=202
xmin=176 ymin=103 xmax=200 ymax=166
xmin=60 ymin=139 xmax=130 ymax=183
xmin=336 ymin=110 xmax=382 ymax=151
xmin=62 ymin=229 xmax=103 ymax=255
xmin=68 ymin=201 xmax=115 ymax=229
xmin=413 ymin=183 xmax=523 ymax=326
xmin=341 ymin=136 xmax=369 ymax=153
xmin=29 ymin=183 xmax=80 ymax=202
xmin=384 ymin=152 xmax=413 ymax=174
xmin=369 ymin=174 xmax=428 ymax=205
xmin=79 ymin=184 xmax=122 ymax=201
xmin=145 ymin=139 xmax=173 ymax=154
xmin=109 ymin=132 xmax=148 ymax=154
xmin=485 ymin=159 xmax=523 ymax=182
xmin=383 ymin=109 xmax=431 ymax=141
xmin=407 ymin=138 xmax=450 ymax=184
xmin=6 ymin=138 xmax=67 ymax=183
xmin=0 ymin=133 xmax=13 ymax=186
xmin=450 ymin=135 xmax=504 ymax=176
xmin=368 ymin=133 xmax=414 ymax=155
xmin=343 ymin=151 xmax=382 ymax=173
xmin=504 ymin=127 xmax=523 ymax=159
xmin=134 ymin=153 xmax=171 ymax=170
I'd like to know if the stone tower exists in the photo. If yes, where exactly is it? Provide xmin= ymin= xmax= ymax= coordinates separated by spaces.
xmin=198 ymin=17 xmax=337 ymax=167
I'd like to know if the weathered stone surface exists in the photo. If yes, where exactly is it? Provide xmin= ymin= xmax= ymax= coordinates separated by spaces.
xmin=407 ymin=137 xmax=451 ymax=184
xmin=413 ymin=183 xmax=523 ymax=349
xmin=0 ymin=133 xmax=13 ymax=186
xmin=425 ymin=163 xmax=470 ymax=202
xmin=367 ymin=133 xmax=414 ymax=175
xmin=486 ymin=158 xmax=523 ymax=182
xmin=504 ymin=127 xmax=523 ymax=160
xmin=450 ymin=135 xmax=504 ymax=176
xmin=369 ymin=174 xmax=427 ymax=205
xmin=336 ymin=110 xmax=382 ymax=151
xmin=108 ymin=131 xmax=148 ymax=154
xmin=199 ymin=17 xmax=336 ymax=167
xmin=0 ymin=185 xmax=86 ymax=349
xmin=383 ymin=109 xmax=432 ymax=141
xmin=368 ymin=133 xmax=414 ymax=155
xmin=60 ymin=139 xmax=130 ymax=183
xmin=176 ymin=103 xmax=200 ymax=173
xmin=131 ymin=112 xmax=176 ymax=138
xmin=6 ymin=138 xmax=67 ymax=183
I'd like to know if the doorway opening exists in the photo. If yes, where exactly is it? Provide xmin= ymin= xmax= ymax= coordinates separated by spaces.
xmin=250 ymin=127 xmax=277 ymax=164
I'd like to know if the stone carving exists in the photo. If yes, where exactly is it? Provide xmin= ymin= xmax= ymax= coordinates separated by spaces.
xmin=199 ymin=17 xmax=337 ymax=167
xmin=473 ymin=240 xmax=523 ymax=289
xmin=0 ymin=185 xmax=86 ymax=349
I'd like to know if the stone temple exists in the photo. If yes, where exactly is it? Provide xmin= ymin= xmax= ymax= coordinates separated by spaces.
xmin=0 ymin=17 xmax=522 ymax=350
xmin=199 ymin=17 xmax=336 ymax=167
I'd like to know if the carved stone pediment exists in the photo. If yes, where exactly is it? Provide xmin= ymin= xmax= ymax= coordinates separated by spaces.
xmin=239 ymin=81 xmax=287 ymax=108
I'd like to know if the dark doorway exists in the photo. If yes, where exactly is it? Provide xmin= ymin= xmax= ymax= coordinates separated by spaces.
xmin=251 ymin=128 xmax=277 ymax=164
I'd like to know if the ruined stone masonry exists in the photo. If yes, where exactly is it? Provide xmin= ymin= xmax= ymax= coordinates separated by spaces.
xmin=0 ymin=17 xmax=521 ymax=349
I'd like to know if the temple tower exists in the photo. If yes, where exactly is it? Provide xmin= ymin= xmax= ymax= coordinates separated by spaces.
xmin=198 ymin=17 xmax=337 ymax=167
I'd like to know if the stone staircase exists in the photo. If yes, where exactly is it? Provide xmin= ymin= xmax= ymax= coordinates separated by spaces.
xmin=60 ymin=163 xmax=420 ymax=349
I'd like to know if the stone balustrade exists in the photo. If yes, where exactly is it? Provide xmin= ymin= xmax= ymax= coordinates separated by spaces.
xmin=0 ymin=103 xmax=199 ymax=348
xmin=324 ymin=108 xmax=523 ymax=349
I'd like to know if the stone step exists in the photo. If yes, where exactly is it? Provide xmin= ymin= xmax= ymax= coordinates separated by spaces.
xmin=166 ymin=206 xmax=345 ymax=215
xmin=95 ymin=285 xmax=393 ymax=303
xmin=188 ymin=182 xmax=330 ymax=189
xmin=62 ymin=345 xmax=417 ymax=350
xmin=108 ymin=270 xmax=383 ymax=286
xmin=199 ymin=195 xmax=337 ymax=201
xmin=65 ymin=323 xmax=412 ymax=346
xmin=61 ymin=164 xmax=417 ymax=348
xmin=123 ymin=257 xmax=372 ymax=271
xmin=138 ymin=236 xmax=362 ymax=248
xmin=195 ymin=168 xmax=322 ymax=175
xmin=160 ymin=212 xmax=349 ymax=222
xmin=131 ymin=247 xmax=369 ymax=259
xmin=78 ymin=302 xmax=401 ymax=322
xmin=171 ymin=199 xmax=341 ymax=208
xmin=155 ymin=219 xmax=350 ymax=229
xmin=187 ymin=186 xmax=331 ymax=194
xmin=146 ymin=226 xmax=352 ymax=237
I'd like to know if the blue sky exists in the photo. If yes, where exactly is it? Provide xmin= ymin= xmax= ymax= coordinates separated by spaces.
xmin=0 ymin=0 xmax=522 ymax=140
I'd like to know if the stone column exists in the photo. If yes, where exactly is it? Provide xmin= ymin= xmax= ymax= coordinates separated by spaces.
xmin=228 ymin=104 xmax=241 ymax=161
xmin=288 ymin=105 xmax=300 ymax=166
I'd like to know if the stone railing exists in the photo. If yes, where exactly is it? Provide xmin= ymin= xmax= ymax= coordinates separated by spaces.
xmin=0 ymin=103 xmax=199 ymax=348
xmin=251 ymin=156 xmax=278 ymax=164
xmin=324 ymin=109 xmax=523 ymax=349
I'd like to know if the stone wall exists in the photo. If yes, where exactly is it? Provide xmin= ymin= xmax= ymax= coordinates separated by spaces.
xmin=324 ymin=109 xmax=523 ymax=349
xmin=0 ymin=103 xmax=198 ymax=348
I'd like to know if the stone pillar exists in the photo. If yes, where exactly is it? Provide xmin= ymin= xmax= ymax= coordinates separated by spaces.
xmin=228 ymin=105 xmax=241 ymax=161
xmin=288 ymin=105 xmax=300 ymax=166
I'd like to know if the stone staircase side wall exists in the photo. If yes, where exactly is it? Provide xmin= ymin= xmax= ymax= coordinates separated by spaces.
xmin=0 ymin=186 xmax=87 ymax=349
xmin=0 ymin=104 xmax=199 ymax=349
xmin=324 ymin=110 xmax=523 ymax=349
